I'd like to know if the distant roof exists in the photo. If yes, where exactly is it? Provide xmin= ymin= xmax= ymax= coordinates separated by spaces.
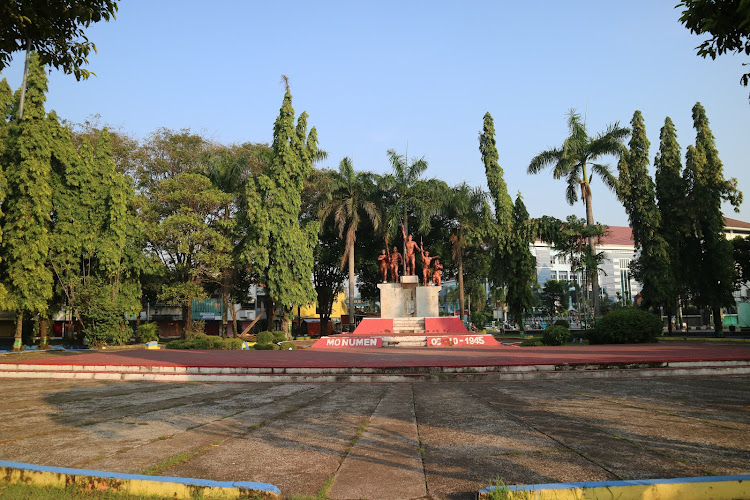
xmin=599 ymin=226 xmax=633 ymax=246
xmin=724 ymin=217 xmax=750 ymax=230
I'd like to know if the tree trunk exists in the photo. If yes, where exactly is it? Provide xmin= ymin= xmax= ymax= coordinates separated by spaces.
xmin=40 ymin=317 xmax=50 ymax=349
xmin=458 ymin=249 xmax=465 ymax=322
xmin=230 ymin=298 xmax=238 ymax=337
xmin=17 ymin=40 xmax=31 ymax=119
xmin=584 ymin=190 xmax=601 ymax=317
xmin=221 ymin=277 xmax=229 ymax=338
xmin=713 ymin=306 xmax=723 ymax=338
xmin=13 ymin=312 xmax=23 ymax=351
xmin=403 ymin=211 xmax=408 ymax=275
xmin=348 ymin=241 xmax=355 ymax=331
xmin=184 ymin=299 xmax=193 ymax=338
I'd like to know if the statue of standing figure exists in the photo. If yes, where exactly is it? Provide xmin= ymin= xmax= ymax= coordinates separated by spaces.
xmin=418 ymin=240 xmax=439 ymax=286
xmin=377 ymin=248 xmax=389 ymax=283
xmin=389 ymin=246 xmax=402 ymax=282
xmin=401 ymin=223 xmax=419 ymax=276
xmin=432 ymin=258 xmax=443 ymax=286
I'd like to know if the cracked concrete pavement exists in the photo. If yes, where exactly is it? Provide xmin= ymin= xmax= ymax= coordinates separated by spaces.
xmin=0 ymin=375 xmax=748 ymax=499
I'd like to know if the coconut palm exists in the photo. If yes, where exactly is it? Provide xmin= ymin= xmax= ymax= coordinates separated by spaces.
xmin=381 ymin=149 xmax=445 ymax=273
xmin=443 ymin=183 xmax=492 ymax=322
xmin=528 ymin=110 xmax=629 ymax=316
xmin=319 ymin=157 xmax=380 ymax=330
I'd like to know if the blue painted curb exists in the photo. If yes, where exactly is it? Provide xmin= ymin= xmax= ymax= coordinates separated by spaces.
xmin=0 ymin=459 xmax=281 ymax=495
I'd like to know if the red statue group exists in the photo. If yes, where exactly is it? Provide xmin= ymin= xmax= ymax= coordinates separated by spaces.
xmin=377 ymin=223 xmax=443 ymax=286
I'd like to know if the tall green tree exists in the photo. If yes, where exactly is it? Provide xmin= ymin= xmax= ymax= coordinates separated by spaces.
xmin=528 ymin=110 xmax=629 ymax=317
xmin=479 ymin=112 xmax=513 ymax=230
xmin=143 ymin=172 xmax=231 ymax=337
xmin=683 ymin=102 xmax=742 ymax=336
xmin=0 ymin=78 xmax=11 ymax=305
xmin=0 ymin=55 xmax=53 ymax=350
xmin=443 ymin=183 xmax=492 ymax=321
xmin=1 ymin=1 xmax=119 ymax=117
xmin=502 ymin=194 xmax=536 ymax=329
xmin=678 ymin=0 xmax=750 ymax=100
xmin=381 ymin=148 xmax=444 ymax=272
xmin=242 ymin=78 xmax=320 ymax=334
xmin=617 ymin=110 xmax=671 ymax=311
xmin=539 ymin=280 xmax=569 ymax=318
xmin=654 ymin=117 xmax=688 ymax=331
xmin=319 ymin=157 xmax=380 ymax=330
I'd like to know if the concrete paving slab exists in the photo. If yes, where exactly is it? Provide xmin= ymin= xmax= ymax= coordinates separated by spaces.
xmin=328 ymin=384 xmax=426 ymax=500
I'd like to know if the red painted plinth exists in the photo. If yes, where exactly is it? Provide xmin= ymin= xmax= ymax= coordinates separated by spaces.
xmin=352 ymin=318 xmax=394 ymax=335
xmin=424 ymin=317 xmax=469 ymax=334
xmin=312 ymin=336 xmax=384 ymax=349
xmin=426 ymin=335 xmax=502 ymax=347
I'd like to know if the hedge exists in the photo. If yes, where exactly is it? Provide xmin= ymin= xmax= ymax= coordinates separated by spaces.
xmin=586 ymin=308 xmax=661 ymax=344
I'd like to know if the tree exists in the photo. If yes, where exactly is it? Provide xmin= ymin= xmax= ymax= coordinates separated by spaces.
xmin=143 ymin=172 xmax=231 ymax=337
xmin=540 ymin=280 xmax=569 ymax=318
xmin=677 ymin=0 xmax=750 ymax=100
xmin=443 ymin=183 xmax=492 ymax=322
xmin=0 ymin=54 xmax=53 ymax=350
xmin=47 ymin=122 xmax=142 ymax=347
xmin=242 ymin=78 xmax=320 ymax=335
xmin=654 ymin=117 xmax=688 ymax=331
xmin=479 ymin=112 xmax=513 ymax=231
xmin=528 ymin=110 xmax=629 ymax=316
xmin=319 ymin=157 xmax=380 ymax=330
xmin=682 ymin=102 xmax=742 ymax=336
xmin=203 ymin=142 xmax=268 ymax=336
xmin=1 ymin=1 xmax=119 ymax=117
xmin=381 ymin=148 xmax=444 ymax=272
xmin=617 ymin=110 xmax=671 ymax=311
xmin=502 ymin=194 xmax=536 ymax=330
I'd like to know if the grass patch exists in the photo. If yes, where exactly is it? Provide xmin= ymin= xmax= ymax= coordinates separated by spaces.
xmin=0 ymin=482 xmax=215 ymax=500
xmin=142 ymin=442 xmax=217 ymax=476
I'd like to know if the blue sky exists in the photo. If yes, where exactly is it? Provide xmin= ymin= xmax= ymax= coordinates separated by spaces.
xmin=2 ymin=0 xmax=749 ymax=227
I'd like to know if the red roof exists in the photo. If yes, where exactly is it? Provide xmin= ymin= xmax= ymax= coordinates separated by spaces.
xmin=599 ymin=226 xmax=633 ymax=245
xmin=724 ymin=217 xmax=750 ymax=230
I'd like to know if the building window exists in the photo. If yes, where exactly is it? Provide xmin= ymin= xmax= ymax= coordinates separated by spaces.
xmin=620 ymin=269 xmax=631 ymax=304
xmin=559 ymin=271 xmax=568 ymax=281
xmin=550 ymin=271 xmax=557 ymax=281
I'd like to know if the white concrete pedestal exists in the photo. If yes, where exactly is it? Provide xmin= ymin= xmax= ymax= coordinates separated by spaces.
xmin=378 ymin=276 xmax=440 ymax=319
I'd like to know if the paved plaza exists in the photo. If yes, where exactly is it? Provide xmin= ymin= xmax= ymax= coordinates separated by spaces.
xmin=0 ymin=374 xmax=748 ymax=499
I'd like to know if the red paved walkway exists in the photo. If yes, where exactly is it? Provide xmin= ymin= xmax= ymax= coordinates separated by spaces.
xmin=3 ymin=343 xmax=749 ymax=369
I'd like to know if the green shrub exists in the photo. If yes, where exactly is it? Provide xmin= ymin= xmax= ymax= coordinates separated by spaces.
xmin=542 ymin=325 xmax=571 ymax=346
xmin=272 ymin=330 xmax=288 ymax=343
xmin=137 ymin=323 xmax=159 ymax=343
xmin=554 ymin=319 xmax=570 ymax=329
xmin=225 ymin=338 xmax=244 ymax=350
xmin=185 ymin=320 xmax=206 ymax=339
xmin=84 ymin=320 xmax=129 ymax=347
xmin=254 ymin=342 xmax=278 ymax=350
xmin=166 ymin=339 xmax=189 ymax=349
xmin=520 ymin=339 xmax=544 ymax=347
xmin=279 ymin=341 xmax=297 ymax=350
xmin=587 ymin=308 xmax=662 ymax=344
xmin=257 ymin=331 xmax=275 ymax=344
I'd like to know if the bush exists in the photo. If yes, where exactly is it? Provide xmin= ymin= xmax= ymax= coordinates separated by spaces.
xmin=272 ymin=330 xmax=288 ymax=343
xmin=279 ymin=341 xmax=297 ymax=350
xmin=253 ymin=342 xmax=279 ymax=350
xmin=520 ymin=339 xmax=544 ymax=347
xmin=256 ymin=331 xmax=275 ymax=344
xmin=587 ymin=308 xmax=662 ymax=344
xmin=137 ymin=323 xmax=159 ymax=343
xmin=554 ymin=319 xmax=570 ymax=329
xmin=185 ymin=320 xmax=206 ymax=339
xmin=542 ymin=325 xmax=571 ymax=346
xmin=84 ymin=320 xmax=129 ymax=347
xmin=166 ymin=334 xmax=245 ymax=350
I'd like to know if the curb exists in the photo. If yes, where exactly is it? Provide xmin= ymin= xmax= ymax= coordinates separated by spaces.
xmin=478 ymin=475 xmax=750 ymax=500
xmin=0 ymin=460 xmax=281 ymax=499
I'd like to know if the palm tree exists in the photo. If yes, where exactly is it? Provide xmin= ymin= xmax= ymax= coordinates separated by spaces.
xmin=444 ymin=183 xmax=492 ymax=322
xmin=528 ymin=110 xmax=629 ymax=316
xmin=319 ymin=158 xmax=380 ymax=330
xmin=381 ymin=149 xmax=445 ymax=273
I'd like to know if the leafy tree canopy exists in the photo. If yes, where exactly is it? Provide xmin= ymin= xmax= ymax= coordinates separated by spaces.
xmin=0 ymin=0 xmax=119 ymax=80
